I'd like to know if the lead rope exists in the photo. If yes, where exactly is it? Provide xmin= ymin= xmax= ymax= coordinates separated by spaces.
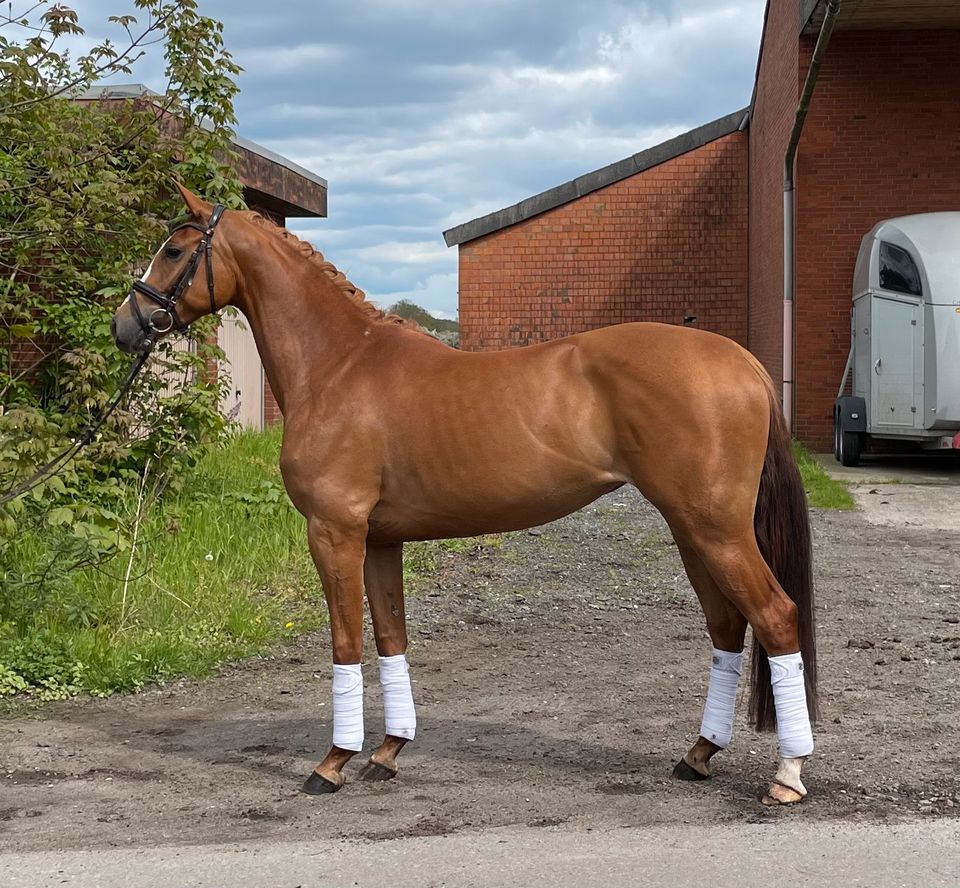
xmin=0 ymin=340 xmax=155 ymax=507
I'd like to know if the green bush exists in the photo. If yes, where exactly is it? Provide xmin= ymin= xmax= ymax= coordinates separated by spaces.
xmin=1 ymin=1 xmax=246 ymax=622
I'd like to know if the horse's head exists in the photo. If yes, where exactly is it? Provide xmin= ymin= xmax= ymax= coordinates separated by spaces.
xmin=111 ymin=183 xmax=240 ymax=353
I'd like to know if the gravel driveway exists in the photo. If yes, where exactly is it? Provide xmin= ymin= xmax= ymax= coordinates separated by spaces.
xmin=1 ymin=486 xmax=958 ymax=857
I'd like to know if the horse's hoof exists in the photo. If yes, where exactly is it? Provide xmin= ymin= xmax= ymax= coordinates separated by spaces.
xmin=761 ymin=781 xmax=806 ymax=806
xmin=301 ymin=771 xmax=343 ymax=795
xmin=358 ymin=759 xmax=398 ymax=782
xmin=672 ymin=758 xmax=710 ymax=782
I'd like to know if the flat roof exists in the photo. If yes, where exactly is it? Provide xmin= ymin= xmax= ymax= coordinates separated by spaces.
xmin=77 ymin=83 xmax=327 ymax=216
xmin=443 ymin=108 xmax=748 ymax=247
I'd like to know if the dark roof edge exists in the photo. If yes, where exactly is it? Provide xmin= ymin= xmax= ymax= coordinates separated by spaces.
xmin=799 ymin=0 xmax=821 ymax=34
xmin=77 ymin=83 xmax=328 ymax=190
xmin=443 ymin=107 xmax=749 ymax=247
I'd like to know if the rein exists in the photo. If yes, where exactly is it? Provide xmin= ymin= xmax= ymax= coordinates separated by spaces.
xmin=0 ymin=204 xmax=225 ymax=507
xmin=0 ymin=345 xmax=153 ymax=505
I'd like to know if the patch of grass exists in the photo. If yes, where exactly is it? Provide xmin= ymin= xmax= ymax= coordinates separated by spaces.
xmin=402 ymin=534 xmax=504 ymax=590
xmin=1 ymin=426 xmax=321 ymax=700
xmin=402 ymin=541 xmax=441 ymax=583
xmin=793 ymin=441 xmax=855 ymax=510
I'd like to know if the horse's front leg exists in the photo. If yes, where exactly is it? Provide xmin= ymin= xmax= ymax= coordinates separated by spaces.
xmin=301 ymin=516 xmax=368 ymax=795
xmin=357 ymin=541 xmax=416 ymax=782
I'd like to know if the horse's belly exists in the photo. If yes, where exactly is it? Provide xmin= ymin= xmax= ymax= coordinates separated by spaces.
xmin=367 ymin=473 xmax=625 ymax=543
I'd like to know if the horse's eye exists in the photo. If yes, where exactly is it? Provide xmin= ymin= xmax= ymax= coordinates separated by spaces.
xmin=164 ymin=246 xmax=184 ymax=260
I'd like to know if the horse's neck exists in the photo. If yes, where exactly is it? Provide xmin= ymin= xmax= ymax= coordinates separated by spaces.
xmin=231 ymin=245 xmax=368 ymax=417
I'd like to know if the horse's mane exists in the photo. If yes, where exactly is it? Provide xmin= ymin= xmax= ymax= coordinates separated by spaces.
xmin=243 ymin=211 xmax=413 ymax=328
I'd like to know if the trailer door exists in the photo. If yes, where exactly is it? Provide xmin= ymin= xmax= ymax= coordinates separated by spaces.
xmin=871 ymin=296 xmax=921 ymax=429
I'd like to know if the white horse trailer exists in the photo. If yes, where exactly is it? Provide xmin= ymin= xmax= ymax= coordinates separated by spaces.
xmin=834 ymin=212 xmax=960 ymax=466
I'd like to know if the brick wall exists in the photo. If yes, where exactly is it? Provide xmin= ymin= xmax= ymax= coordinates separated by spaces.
xmin=458 ymin=131 xmax=749 ymax=350
xmin=262 ymin=379 xmax=281 ymax=425
xmin=794 ymin=29 xmax=960 ymax=449
xmin=747 ymin=0 xmax=801 ymax=389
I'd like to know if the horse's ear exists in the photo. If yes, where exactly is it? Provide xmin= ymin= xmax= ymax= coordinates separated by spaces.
xmin=172 ymin=180 xmax=213 ymax=218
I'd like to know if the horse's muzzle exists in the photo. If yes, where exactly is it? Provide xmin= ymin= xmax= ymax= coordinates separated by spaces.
xmin=111 ymin=301 xmax=147 ymax=354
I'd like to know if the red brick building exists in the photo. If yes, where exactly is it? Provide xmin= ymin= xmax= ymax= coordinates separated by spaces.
xmin=444 ymin=0 xmax=960 ymax=450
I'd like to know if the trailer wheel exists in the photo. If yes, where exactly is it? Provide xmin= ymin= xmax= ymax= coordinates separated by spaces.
xmin=838 ymin=429 xmax=862 ymax=467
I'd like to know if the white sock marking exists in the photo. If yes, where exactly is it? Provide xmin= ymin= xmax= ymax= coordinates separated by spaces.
xmin=775 ymin=756 xmax=807 ymax=796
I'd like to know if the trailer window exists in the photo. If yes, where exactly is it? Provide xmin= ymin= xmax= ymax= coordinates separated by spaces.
xmin=879 ymin=242 xmax=921 ymax=296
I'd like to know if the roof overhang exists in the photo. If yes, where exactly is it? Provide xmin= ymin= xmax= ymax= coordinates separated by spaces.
xmin=801 ymin=0 xmax=960 ymax=35
xmin=443 ymin=108 xmax=748 ymax=248
xmin=77 ymin=83 xmax=327 ymax=218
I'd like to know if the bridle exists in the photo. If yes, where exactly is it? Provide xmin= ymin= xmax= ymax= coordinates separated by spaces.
xmin=128 ymin=203 xmax=225 ymax=337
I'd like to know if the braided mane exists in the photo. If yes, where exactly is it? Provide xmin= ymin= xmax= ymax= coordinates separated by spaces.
xmin=244 ymin=211 xmax=412 ymax=327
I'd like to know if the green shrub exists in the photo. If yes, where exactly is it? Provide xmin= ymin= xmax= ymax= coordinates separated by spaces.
xmin=1 ymin=0 xmax=246 ymax=621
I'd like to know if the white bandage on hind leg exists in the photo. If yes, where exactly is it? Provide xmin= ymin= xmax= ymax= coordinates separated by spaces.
xmin=379 ymin=654 xmax=416 ymax=741
xmin=699 ymin=648 xmax=743 ymax=748
xmin=332 ymin=663 xmax=364 ymax=751
xmin=769 ymin=652 xmax=814 ymax=758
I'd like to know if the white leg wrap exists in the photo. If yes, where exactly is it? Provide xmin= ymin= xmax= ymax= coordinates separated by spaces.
xmin=769 ymin=652 xmax=814 ymax=758
xmin=379 ymin=654 xmax=416 ymax=741
xmin=332 ymin=663 xmax=364 ymax=751
xmin=699 ymin=648 xmax=742 ymax=749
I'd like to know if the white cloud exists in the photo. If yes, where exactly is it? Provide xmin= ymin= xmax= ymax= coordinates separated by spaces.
xmin=54 ymin=0 xmax=767 ymax=318
xmin=350 ymin=240 xmax=451 ymax=266
xmin=237 ymin=42 xmax=346 ymax=73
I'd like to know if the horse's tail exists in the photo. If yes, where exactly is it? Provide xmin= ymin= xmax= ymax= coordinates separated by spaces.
xmin=748 ymin=381 xmax=818 ymax=732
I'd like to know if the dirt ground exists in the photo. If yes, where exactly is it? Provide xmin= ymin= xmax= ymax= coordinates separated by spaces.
xmin=2 ymin=487 xmax=959 ymax=853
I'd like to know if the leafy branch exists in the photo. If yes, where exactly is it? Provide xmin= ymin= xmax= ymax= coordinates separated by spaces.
xmin=0 ymin=0 xmax=246 ymax=618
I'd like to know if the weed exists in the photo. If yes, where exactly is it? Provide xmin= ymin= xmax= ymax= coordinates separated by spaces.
xmin=792 ymin=441 xmax=856 ymax=509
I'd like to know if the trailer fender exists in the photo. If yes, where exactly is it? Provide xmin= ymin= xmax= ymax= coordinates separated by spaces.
xmin=836 ymin=396 xmax=867 ymax=433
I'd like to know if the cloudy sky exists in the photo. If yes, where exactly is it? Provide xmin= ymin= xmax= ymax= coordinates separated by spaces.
xmin=70 ymin=0 xmax=765 ymax=318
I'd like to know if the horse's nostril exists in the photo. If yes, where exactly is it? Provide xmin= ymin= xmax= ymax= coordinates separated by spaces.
xmin=110 ymin=317 xmax=118 ymax=341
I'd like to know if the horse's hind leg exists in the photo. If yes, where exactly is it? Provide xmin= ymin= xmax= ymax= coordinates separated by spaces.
xmin=687 ymin=532 xmax=813 ymax=805
xmin=672 ymin=540 xmax=747 ymax=781
xmin=357 ymin=542 xmax=416 ymax=782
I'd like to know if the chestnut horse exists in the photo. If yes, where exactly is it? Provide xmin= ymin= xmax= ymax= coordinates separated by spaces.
xmin=112 ymin=186 xmax=817 ymax=806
